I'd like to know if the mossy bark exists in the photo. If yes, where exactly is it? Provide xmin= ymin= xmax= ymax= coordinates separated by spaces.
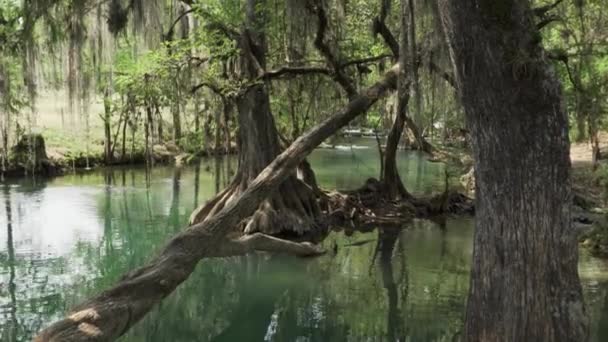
xmin=438 ymin=0 xmax=588 ymax=340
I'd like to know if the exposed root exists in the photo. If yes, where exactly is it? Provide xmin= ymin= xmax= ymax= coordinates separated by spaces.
xmin=190 ymin=175 xmax=325 ymax=238
xmin=323 ymin=177 xmax=474 ymax=227
xmin=234 ymin=233 xmax=326 ymax=257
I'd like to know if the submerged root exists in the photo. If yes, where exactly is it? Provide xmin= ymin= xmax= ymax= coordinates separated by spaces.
xmin=191 ymin=173 xmax=474 ymax=246
xmin=324 ymin=177 xmax=474 ymax=227
xmin=190 ymin=176 xmax=326 ymax=239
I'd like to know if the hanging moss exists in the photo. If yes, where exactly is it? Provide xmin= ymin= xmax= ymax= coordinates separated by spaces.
xmin=108 ymin=0 xmax=129 ymax=35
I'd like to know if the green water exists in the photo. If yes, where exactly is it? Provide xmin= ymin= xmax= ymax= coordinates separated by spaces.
xmin=2 ymin=140 xmax=608 ymax=341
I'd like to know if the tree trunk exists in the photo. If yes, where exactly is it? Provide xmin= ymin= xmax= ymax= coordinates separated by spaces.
xmin=1 ymin=113 xmax=8 ymax=175
xmin=214 ymin=101 xmax=222 ymax=155
xmin=190 ymin=0 xmax=321 ymax=236
xmin=382 ymin=94 xmax=412 ymax=200
xmin=575 ymin=100 xmax=587 ymax=143
xmin=35 ymin=64 xmax=400 ymax=342
xmin=589 ymin=109 xmax=601 ymax=169
xmin=1 ymin=64 xmax=10 ymax=174
xmin=103 ymin=89 xmax=113 ymax=164
xmin=437 ymin=1 xmax=588 ymax=341
xmin=121 ymin=113 xmax=127 ymax=160
xmin=381 ymin=0 xmax=414 ymax=201
xmin=404 ymin=114 xmax=433 ymax=153
xmin=172 ymin=85 xmax=182 ymax=145
xmin=222 ymin=98 xmax=232 ymax=154
xmin=156 ymin=105 xmax=163 ymax=144
xmin=145 ymin=104 xmax=153 ymax=166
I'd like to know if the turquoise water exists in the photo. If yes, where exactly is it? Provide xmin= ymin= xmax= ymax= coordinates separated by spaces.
xmin=1 ymin=141 xmax=608 ymax=341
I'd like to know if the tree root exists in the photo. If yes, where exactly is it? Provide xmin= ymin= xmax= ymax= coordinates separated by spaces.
xmin=190 ymin=175 xmax=325 ymax=238
xmin=323 ymin=177 xmax=474 ymax=227
xmin=232 ymin=233 xmax=325 ymax=257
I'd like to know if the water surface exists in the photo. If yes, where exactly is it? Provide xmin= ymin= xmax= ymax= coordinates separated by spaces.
xmin=2 ymin=141 xmax=608 ymax=341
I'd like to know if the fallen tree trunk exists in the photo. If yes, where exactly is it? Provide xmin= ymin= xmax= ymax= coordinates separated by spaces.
xmin=35 ymin=64 xmax=400 ymax=342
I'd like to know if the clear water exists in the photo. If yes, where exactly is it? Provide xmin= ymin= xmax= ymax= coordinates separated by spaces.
xmin=1 ymin=139 xmax=608 ymax=341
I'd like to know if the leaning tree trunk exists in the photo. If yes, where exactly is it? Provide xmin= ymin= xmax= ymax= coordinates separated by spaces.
xmin=190 ymin=0 xmax=321 ymax=236
xmin=437 ymin=1 xmax=588 ymax=341
xmin=35 ymin=64 xmax=401 ymax=342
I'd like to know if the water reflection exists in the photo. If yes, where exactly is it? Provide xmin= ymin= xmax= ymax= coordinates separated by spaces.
xmin=1 ymin=145 xmax=608 ymax=341
xmin=3 ymin=186 xmax=17 ymax=342
xmin=377 ymin=228 xmax=406 ymax=341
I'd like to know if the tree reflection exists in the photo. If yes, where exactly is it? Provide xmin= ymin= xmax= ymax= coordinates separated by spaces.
xmin=194 ymin=160 xmax=201 ymax=207
xmin=3 ymin=186 xmax=18 ymax=341
xmin=377 ymin=228 xmax=407 ymax=341
xmin=169 ymin=166 xmax=182 ymax=231
xmin=211 ymin=256 xmax=280 ymax=342
xmin=597 ymin=282 xmax=608 ymax=340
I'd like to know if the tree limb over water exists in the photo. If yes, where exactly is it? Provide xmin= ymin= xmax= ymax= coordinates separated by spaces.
xmin=34 ymin=64 xmax=400 ymax=342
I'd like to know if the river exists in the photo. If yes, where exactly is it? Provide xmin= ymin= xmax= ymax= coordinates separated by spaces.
xmin=1 ymin=140 xmax=608 ymax=341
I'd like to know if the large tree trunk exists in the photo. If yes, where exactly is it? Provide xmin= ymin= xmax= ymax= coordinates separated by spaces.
xmin=190 ymin=0 xmax=320 ymax=236
xmin=35 ymin=64 xmax=400 ymax=342
xmin=437 ymin=1 xmax=588 ymax=341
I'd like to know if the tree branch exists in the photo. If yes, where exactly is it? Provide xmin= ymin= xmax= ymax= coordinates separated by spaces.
xmin=372 ymin=0 xmax=400 ymax=58
xmin=533 ymin=0 xmax=564 ymax=17
xmin=340 ymin=54 xmax=393 ymax=68
xmin=536 ymin=15 xmax=560 ymax=30
xmin=307 ymin=0 xmax=358 ymax=99
xmin=204 ymin=22 xmax=240 ymax=40
xmin=427 ymin=60 xmax=456 ymax=89
xmin=261 ymin=54 xmax=392 ymax=81
xmin=548 ymin=51 xmax=584 ymax=91
xmin=262 ymin=66 xmax=331 ymax=79
xmin=164 ymin=8 xmax=195 ymax=40
xmin=34 ymin=64 xmax=401 ymax=342
xmin=191 ymin=82 xmax=224 ymax=96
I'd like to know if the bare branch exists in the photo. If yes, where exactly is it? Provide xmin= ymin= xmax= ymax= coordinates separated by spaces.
xmin=262 ymin=66 xmax=331 ymax=79
xmin=340 ymin=54 xmax=393 ymax=68
xmin=191 ymin=82 xmax=224 ymax=96
xmin=164 ymin=8 xmax=195 ymax=40
xmin=427 ymin=60 xmax=456 ymax=89
xmin=533 ymin=0 xmax=564 ymax=17
xmin=307 ymin=0 xmax=358 ymax=98
xmin=372 ymin=0 xmax=399 ymax=58
xmin=204 ymin=22 xmax=240 ymax=40
xmin=548 ymin=51 xmax=584 ymax=92
xmin=536 ymin=15 xmax=561 ymax=30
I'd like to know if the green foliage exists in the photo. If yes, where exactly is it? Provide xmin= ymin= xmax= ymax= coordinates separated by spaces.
xmin=0 ymin=0 xmax=22 ymax=52
xmin=0 ymin=55 xmax=28 ymax=114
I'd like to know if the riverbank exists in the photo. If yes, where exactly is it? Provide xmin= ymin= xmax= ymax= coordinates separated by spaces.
xmin=568 ymin=133 xmax=608 ymax=257
xmin=1 ymin=133 xmax=236 ymax=179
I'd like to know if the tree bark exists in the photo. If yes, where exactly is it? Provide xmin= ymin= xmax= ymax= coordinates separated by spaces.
xmin=437 ymin=1 xmax=588 ymax=341
xmin=103 ymin=89 xmax=113 ymax=164
xmin=172 ymin=78 xmax=182 ymax=145
xmin=381 ymin=0 xmax=413 ymax=201
xmin=190 ymin=0 xmax=322 ymax=236
xmin=35 ymin=64 xmax=400 ymax=342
